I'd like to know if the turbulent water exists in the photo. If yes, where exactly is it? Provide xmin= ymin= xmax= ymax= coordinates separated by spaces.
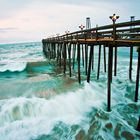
xmin=0 ymin=42 xmax=140 ymax=140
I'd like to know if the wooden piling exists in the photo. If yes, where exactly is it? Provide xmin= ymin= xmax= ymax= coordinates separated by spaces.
xmin=87 ymin=45 xmax=93 ymax=83
xmin=82 ymin=44 xmax=85 ymax=67
xmin=103 ymin=45 xmax=106 ymax=72
xmin=107 ymin=45 xmax=113 ymax=112
xmin=85 ymin=43 xmax=88 ymax=75
xmin=129 ymin=46 xmax=133 ymax=81
xmin=63 ymin=42 xmax=66 ymax=74
xmin=137 ymin=116 xmax=140 ymax=131
xmin=73 ymin=44 xmax=76 ymax=70
xmin=97 ymin=45 xmax=101 ymax=80
xmin=56 ymin=43 xmax=59 ymax=63
xmin=77 ymin=43 xmax=81 ymax=83
xmin=114 ymin=46 xmax=117 ymax=76
xmin=68 ymin=43 xmax=72 ymax=77
xmin=92 ymin=45 xmax=94 ymax=71
xmin=135 ymin=48 xmax=140 ymax=102
xmin=59 ymin=43 xmax=62 ymax=67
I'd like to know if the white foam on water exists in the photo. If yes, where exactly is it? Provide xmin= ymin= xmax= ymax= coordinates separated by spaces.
xmin=0 ymin=62 xmax=27 ymax=72
xmin=0 ymin=82 xmax=106 ymax=140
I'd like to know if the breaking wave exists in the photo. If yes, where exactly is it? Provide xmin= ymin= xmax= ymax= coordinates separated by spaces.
xmin=0 ymin=62 xmax=27 ymax=73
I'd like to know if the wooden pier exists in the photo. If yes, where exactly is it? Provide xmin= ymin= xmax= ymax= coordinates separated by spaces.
xmin=42 ymin=16 xmax=140 ymax=130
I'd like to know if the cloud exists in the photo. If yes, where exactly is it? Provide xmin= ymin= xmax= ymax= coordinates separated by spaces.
xmin=0 ymin=0 xmax=140 ymax=43
xmin=0 ymin=27 xmax=17 ymax=32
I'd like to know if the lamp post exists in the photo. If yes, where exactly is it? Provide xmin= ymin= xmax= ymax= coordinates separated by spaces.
xmin=109 ymin=14 xmax=119 ymax=24
xmin=79 ymin=24 xmax=85 ymax=30
xmin=109 ymin=14 xmax=119 ymax=40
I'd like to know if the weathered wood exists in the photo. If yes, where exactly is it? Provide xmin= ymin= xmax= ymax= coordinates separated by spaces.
xmin=114 ymin=46 xmax=117 ymax=76
xmin=63 ymin=42 xmax=66 ymax=74
xmin=68 ymin=43 xmax=72 ymax=77
xmin=129 ymin=46 xmax=133 ymax=81
xmin=73 ymin=44 xmax=76 ymax=70
xmin=87 ymin=45 xmax=93 ymax=83
xmin=82 ymin=44 xmax=84 ymax=67
xmin=92 ymin=45 xmax=94 ymax=71
xmin=59 ymin=43 xmax=62 ymax=67
xmin=107 ymin=45 xmax=113 ymax=112
xmin=137 ymin=116 xmax=140 ymax=131
xmin=103 ymin=45 xmax=106 ymax=72
xmin=97 ymin=45 xmax=101 ymax=80
xmin=77 ymin=43 xmax=81 ymax=83
xmin=85 ymin=43 xmax=88 ymax=75
xmin=135 ymin=48 xmax=140 ymax=102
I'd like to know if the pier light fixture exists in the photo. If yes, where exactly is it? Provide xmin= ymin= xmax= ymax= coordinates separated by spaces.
xmin=109 ymin=14 xmax=119 ymax=23
xmin=65 ymin=30 xmax=70 ymax=34
xmin=79 ymin=24 xmax=85 ymax=30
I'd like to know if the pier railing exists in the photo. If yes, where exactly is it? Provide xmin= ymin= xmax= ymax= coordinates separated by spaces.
xmin=43 ymin=20 xmax=140 ymax=45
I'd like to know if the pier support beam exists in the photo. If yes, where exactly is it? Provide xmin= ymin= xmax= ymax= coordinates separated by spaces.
xmin=114 ymin=46 xmax=117 ymax=76
xmin=77 ymin=43 xmax=81 ymax=83
xmin=137 ymin=116 xmax=140 ymax=131
xmin=59 ymin=43 xmax=62 ymax=67
xmin=85 ymin=43 xmax=88 ymax=75
xmin=63 ymin=42 xmax=66 ymax=74
xmin=135 ymin=48 xmax=140 ymax=102
xmin=104 ymin=45 xmax=106 ymax=72
xmin=73 ymin=44 xmax=76 ymax=70
xmin=107 ymin=45 xmax=113 ymax=112
xmin=68 ymin=43 xmax=72 ymax=77
xmin=92 ymin=45 xmax=94 ymax=71
xmin=87 ymin=45 xmax=94 ymax=83
xmin=82 ymin=44 xmax=85 ymax=67
xmin=129 ymin=46 xmax=133 ymax=81
xmin=97 ymin=45 xmax=101 ymax=80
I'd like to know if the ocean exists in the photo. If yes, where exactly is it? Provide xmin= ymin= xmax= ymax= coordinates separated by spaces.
xmin=0 ymin=42 xmax=140 ymax=140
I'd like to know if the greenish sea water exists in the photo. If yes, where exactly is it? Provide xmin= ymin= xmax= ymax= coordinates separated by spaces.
xmin=0 ymin=42 xmax=140 ymax=140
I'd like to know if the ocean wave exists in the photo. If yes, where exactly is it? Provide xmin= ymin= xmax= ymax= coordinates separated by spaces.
xmin=0 ymin=62 xmax=27 ymax=73
xmin=0 ymin=82 xmax=140 ymax=140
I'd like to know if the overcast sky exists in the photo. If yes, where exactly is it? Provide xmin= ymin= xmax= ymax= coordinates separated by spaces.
xmin=0 ymin=0 xmax=140 ymax=44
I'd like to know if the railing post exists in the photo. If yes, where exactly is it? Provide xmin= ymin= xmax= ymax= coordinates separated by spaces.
xmin=95 ymin=24 xmax=98 ymax=41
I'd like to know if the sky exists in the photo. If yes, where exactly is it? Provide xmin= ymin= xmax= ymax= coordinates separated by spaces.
xmin=0 ymin=0 xmax=140 ymax=44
